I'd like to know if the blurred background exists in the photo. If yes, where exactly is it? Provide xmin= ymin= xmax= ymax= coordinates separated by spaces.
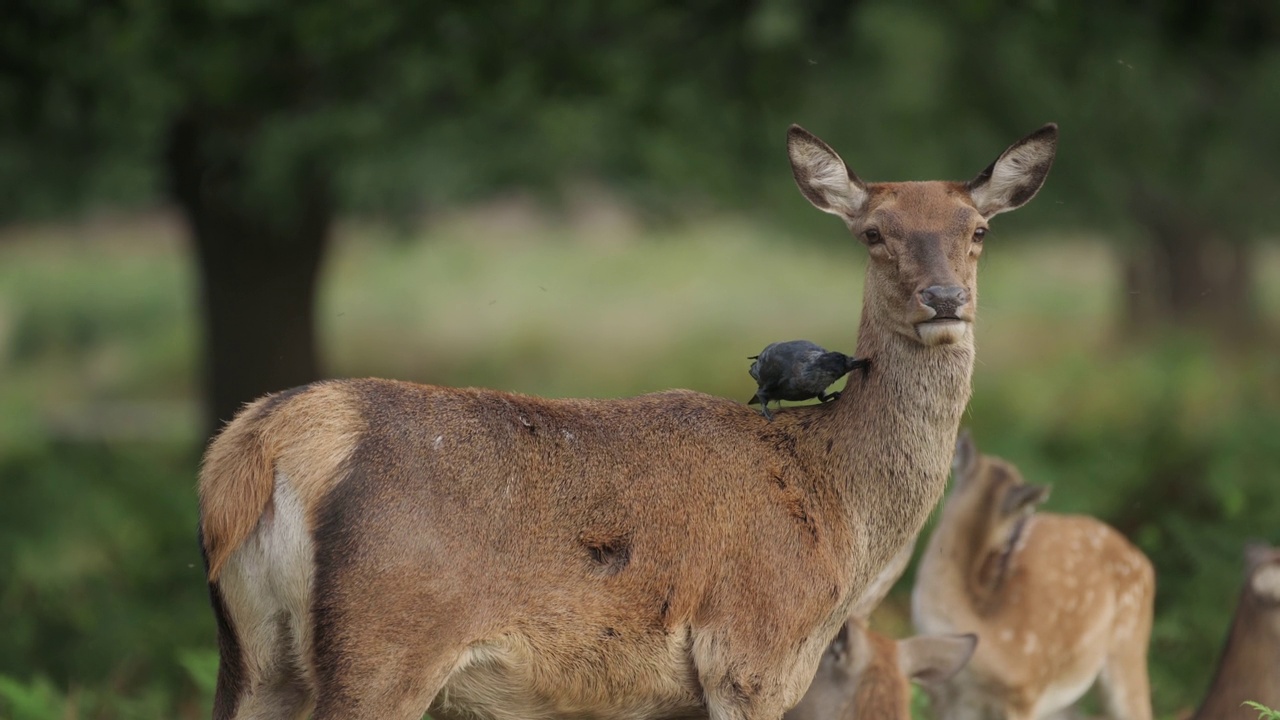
xmin=1 ymin=0 xmax=1278 ymax=717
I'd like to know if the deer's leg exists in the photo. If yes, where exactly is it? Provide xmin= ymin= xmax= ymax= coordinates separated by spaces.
xmin=231 ymin=662 xmax=313 ymax=720
xmin=309 ymin=534 xmax=470 ymax=719
xmin=310 ymin=608 xmax=461 ymax=720
xmin=1095 ymin=643 xmax=1153 ymax=720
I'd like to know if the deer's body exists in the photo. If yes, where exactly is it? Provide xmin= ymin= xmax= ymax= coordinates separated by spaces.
xmin=913 ymin=434 xmax=1154 ymax=720
xmin=199 ymin=124 xmax=1057 ymax=720
xmin=1193 ymin=544 xmax=1280 ymax=720
xmin=784 ymin=619 xmax=976 ymax=720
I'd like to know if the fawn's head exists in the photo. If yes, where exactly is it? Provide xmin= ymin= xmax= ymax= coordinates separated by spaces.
xmin=948 ymin=430 xmax=1050 ymax=547
xmin=788 ymin=124 xmax=1057 ymax=347
xmin=787 ymin=620 xmax=976 ymax=720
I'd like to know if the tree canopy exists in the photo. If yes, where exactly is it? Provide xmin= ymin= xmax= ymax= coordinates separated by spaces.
xmin=2 ymin=0 xmax=1276 ymax=425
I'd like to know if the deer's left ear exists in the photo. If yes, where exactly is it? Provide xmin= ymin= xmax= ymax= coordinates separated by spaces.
xmin=967 ymin=124 xmax=1058 ymax=219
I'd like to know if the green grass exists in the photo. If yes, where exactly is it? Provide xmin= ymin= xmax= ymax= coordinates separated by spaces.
xmin=0 ymin=212 xmax=1278 ymax=718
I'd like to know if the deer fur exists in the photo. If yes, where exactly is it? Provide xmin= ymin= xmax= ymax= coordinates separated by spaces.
xmin=198 ymin=123 xmax=1057 ymax=720
xmin=785 ymin=619 xmax=976 ymax=720
xmin=1192 ymin=543 xmax=1280 ymax=720
xmin=913 ymin=431 xmax=1155 ymax=720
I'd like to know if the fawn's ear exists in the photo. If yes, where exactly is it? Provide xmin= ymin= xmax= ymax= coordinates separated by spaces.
xmin=788 ymin=125 xmax=868 ymax=219
xmin=967 ymin=124 xmax=1058 ymax=219
xmin=952 ymin=429 xmax=979 ymax=483
xmin=1001 ymin=483 xmax=1051 ymax=516
xmin=897 ymin=633 xmax=978 ymax=685
xmin=825 ymin=620 xmax=853 ymax=662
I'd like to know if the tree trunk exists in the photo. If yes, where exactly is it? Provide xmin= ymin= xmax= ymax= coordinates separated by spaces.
xmin=165 ymin=112 xmax=333 ymax=436
xmin=1124 ymin=190 xmax=1256 ymax=343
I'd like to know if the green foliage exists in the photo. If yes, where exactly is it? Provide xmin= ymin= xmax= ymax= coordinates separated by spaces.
xmin=1245 ymin=701 xmax=1280 ymax=720
xmin=3 ymin=0 xmax=1278 ymax=239
xmin=3 ymin=223 xmax=1279 ymax=716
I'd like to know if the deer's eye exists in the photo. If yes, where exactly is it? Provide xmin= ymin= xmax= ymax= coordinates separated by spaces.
xmin=973 ymin=227 xmax=988 ymax=243
xmin=863 ymin=228 xmax=883 ymax=245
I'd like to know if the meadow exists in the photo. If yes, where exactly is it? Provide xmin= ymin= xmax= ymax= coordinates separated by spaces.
xmin=1 ymin=209 xmax=1277 ymax=718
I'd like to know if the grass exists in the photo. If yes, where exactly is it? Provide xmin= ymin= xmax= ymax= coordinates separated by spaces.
xmin=0 ymin=210 xmax=1278 ymax=718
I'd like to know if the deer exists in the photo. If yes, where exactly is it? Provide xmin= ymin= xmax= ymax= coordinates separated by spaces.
xmin=197 ymin=122 xmax=1057 ymax=720
xmin=913 ymin=431 xmax=1155 ymax=720
xmin=1192 ymin=543 xmax=1280 ymax=720
xmin=784 ymin=618 xmax=976 ymax=720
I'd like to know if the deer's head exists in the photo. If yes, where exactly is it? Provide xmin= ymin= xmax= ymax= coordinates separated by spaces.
xmin=788 ymin=124 xmax=1057 ymax=347
xmin=949 ymin=430 xmax=1050 ymax=556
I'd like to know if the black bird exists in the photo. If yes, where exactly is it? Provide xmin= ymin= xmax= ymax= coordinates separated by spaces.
xmin=747 ymin=340 xmax=869 ymax=420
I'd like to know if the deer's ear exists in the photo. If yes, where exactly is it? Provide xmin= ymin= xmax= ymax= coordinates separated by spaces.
xmin=967 ymin=123 xmax=1058 ymax=219
xmin=788 ymin=125 xmax=868 ymax=219
xmin=1001 ymin=483 xmax=1051 ymax=515
xmin=952 ymin=429 xmax=978 ymax=482
xmin=827 ymin=620 xmax=852 ymax=661
xmin=897 ymin=633 xmax=977 ymax=685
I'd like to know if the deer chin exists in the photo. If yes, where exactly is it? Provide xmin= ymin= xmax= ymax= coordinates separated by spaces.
xmin=915 ymin=319 xmax=970 ymax=346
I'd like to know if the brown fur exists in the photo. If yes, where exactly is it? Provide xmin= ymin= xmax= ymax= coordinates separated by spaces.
xmin=1192 ymin=544 xmax=1280 ymax=720
xmin=785 ymin=620 xmax=976 ymax=720
xmin=198 ymin=124 xmax=1056 ymax=720
xmin=913 ymin=432 xmax=1155 ymax=720
xmin=200 ymin=381 xmax=365 ymax=581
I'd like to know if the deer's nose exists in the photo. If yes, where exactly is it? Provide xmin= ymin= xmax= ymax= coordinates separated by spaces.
xmin=919 ymin=285 xmax=969 ymax=319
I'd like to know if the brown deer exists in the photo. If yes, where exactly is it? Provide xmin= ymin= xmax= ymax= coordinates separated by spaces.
xmin=198 ymin=123 xmax=1057 ymax=720
xmin=913 ymin=431 xmax=1155 ymax=720
xmin=785 ymin=619 xmax=976 ymax=720
xmin=1192 ymin=543 xmax=1280 ymax=720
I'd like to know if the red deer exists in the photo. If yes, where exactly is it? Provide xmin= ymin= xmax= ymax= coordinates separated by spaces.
xmin=913 ymin=431 xmax=1155 ymax=720
xmin=785 ymin=619 xmax=976 ymax=720
xmin=1192 ymin=543 xmax=1280 ymax=720
xmin=198 ymin=123 xmax=1057 ymax=720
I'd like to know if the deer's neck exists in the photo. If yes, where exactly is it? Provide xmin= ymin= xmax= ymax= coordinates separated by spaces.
xmin=795 ymin=309 xmax=975 ymax=591
xmin=919 ymin=502 xmax=1025 ymax=619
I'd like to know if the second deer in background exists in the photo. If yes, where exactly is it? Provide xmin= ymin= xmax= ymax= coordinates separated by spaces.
xmin=1192 ymin=543 xmax=1280 ymax=720
xmin=913 ymin=431 xmax=1155 ymax=720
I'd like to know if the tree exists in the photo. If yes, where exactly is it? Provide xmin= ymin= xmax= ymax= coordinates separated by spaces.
xmin=0 ymin=0 xmax=862 ymax=433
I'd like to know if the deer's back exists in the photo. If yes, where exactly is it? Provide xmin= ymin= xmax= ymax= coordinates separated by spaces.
xmin=967 ymin=514 xmax=1153 ymax=699
xmin=252 ymin=378 xmax=856 ymax=640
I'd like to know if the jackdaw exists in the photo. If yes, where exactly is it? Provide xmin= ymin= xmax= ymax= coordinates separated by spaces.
xmin=747 ymin=340 xmax=869 ymax=420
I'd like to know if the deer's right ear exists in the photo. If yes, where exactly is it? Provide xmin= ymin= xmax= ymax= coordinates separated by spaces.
xmin=788 ymin=125 xmax=868 ymax=218
xmin=952 ymin=429 xmax=978 ymax=481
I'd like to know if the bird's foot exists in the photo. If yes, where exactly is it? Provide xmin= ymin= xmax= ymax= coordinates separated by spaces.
xmin=818 ymin=391 xmax=841 ymax=403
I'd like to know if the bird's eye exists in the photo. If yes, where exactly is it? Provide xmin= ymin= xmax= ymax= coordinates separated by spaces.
xmin=973 ymin=227 xmax=988 ymax=243
xmin=863 ymin=228 xmax=883 ymax=245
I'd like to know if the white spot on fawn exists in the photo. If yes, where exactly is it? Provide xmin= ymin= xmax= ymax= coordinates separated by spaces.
xmin=434 ymin=435 xmax=444 ymax=450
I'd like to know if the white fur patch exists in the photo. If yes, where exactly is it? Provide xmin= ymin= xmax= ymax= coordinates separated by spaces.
xmin=219 ymin=472 xmax=316 ymax=686
xmin=1252 ymin=564 xmax=1280 ymax=601
xmin=915 ymin=320 xmax=970 ymax=346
